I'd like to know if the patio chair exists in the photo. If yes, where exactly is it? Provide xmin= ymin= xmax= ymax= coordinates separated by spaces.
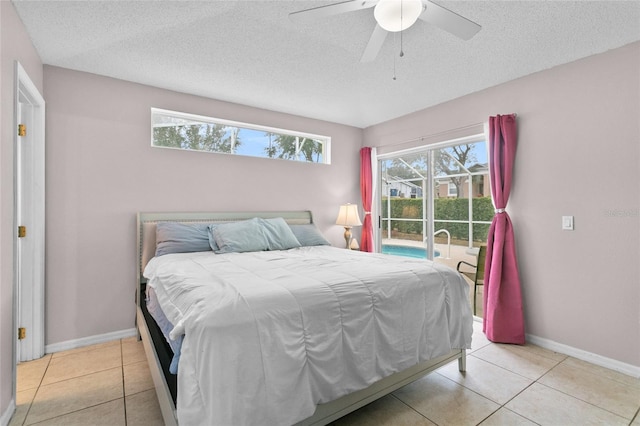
xmin=456 ymin=245 xmax=487 ymax=315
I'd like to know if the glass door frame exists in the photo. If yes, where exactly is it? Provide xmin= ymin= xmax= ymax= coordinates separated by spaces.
xmin=375 ymin=133 xmax=487 ymax=258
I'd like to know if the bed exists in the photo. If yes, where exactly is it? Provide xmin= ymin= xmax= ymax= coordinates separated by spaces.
xmin=136 ymin=211 xmax=473 ymax=426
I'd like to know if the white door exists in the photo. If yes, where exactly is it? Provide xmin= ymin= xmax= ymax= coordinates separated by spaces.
xmin=15 ymin=62 xmax=45 ymax=362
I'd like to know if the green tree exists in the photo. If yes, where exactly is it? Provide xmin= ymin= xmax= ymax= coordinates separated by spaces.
xmin=153 ymin=124 xmax=241 ymax=153
xmin=265 ymin=134 xmax=323 ymax=162
xmin=434 ymin=145 xmax=477 ymax=198
xmin=153 ymin=126 xmax=185 ymax=148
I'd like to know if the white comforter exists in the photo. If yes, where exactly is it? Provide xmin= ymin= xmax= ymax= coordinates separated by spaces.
xmin=144 ymin=246 xmax=473 ymax=426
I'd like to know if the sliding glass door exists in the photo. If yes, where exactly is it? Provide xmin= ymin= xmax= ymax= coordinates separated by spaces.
xmin=378 ymin=135 xmax=492 ymax=313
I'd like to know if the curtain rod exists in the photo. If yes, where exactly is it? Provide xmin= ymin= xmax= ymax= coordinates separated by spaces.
xmin=371 ymin=121 xmax=485 ymax=150
xmin=370 ymin=114 xmax=517 ymax=150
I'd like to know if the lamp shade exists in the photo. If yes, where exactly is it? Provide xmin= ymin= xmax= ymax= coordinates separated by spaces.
xmin=374 ymin=0 xmax=423 ymax=32
xmin=335 ymin=204 xmax=362 ymax=227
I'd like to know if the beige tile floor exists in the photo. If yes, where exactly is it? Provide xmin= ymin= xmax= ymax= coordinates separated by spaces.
xmin=11 ymin=323 xmax=640 ymax=426
xmin=11 ymin=337 xmax=163 ymax=426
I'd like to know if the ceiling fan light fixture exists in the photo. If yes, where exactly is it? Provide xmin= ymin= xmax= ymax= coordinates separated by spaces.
xmin=374 ymin=0 xmax=423 ymax=32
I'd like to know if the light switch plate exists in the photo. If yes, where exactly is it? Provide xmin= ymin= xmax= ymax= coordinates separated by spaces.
xmin=562 ymin=215 xmax=574 ymax=230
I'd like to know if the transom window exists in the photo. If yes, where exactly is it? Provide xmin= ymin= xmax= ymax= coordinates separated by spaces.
xmin=151 ymin=108 xmax=331 ymax=164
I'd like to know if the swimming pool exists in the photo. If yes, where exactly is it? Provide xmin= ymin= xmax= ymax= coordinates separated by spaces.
xmin=381 ymin=245 xmax=440 ymax=259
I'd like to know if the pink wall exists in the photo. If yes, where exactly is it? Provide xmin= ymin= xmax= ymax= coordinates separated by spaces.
xmin=364 ymin=42 xmax=640 ymax=368
xmin=0 ymin=1 xmax=44 ymax=419
xmin=43 ymin=66 xmax=362 ymax=345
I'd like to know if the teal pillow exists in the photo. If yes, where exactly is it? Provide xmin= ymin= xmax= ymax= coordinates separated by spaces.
xmin=288 ymin=224 xmax=331 ymax=246
xmin=211 ymin=218 xmax=269 ymax=254
xmin=259 ymin=218 xmax=301 ymax=251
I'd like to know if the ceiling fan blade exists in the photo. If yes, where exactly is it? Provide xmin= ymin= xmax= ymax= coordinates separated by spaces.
xmin=360 ymin=24 xmax=387 ymax=62
xmin=289 ymin=0 xmax=377 ymax=23
xmin=419 ymin=0 xmax=481 ymax=40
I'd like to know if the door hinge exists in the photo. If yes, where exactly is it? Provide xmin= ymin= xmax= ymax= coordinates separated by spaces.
xmin=18 ymin=124 xmax=26 ymax=137
xmin=18 ymin=327 xmax=26 ymax=340
xmin=18 ymin=226 xmax=26 ymax=238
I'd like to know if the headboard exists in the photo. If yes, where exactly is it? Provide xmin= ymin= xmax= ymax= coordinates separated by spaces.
xmin=135 ymin=211 xmax=314 ymax=306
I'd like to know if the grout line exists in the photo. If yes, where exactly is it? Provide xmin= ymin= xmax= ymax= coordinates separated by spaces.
xmin=390 ymin=392 xmax=438 ymax=424
xmin=468 ymin=350 xmax=563 ymax=382
xmin=539 ymin=360 xmax=640 ymax=419
xmin=16 ymin=340 xmax=144 ymax=426
xmin=31 ymin=365 xmax=123 ymax=389
xmin=19 ymin=354 xmax=53 ymax=425
xmin=493 ymin=379 xmax=540 ymax=425
xmin=475 ymin=404 xmax=542 ymax=426
xmin=49 ymin=340 xmax=121 ymax=360
xmin=23 ymin=399 xmax=125 ymax=425
xmin=18 ymin=352 xmax=126 ymax=425
xmin=434 ymin=361 xmax=542 ymax=425
xmin=470 ymin=352 xmax=540 ymax=381
xmin=397 ymin=366 xmax=544 ymax=426
xmin=121 ymin=339 xmax=129 ymax=426
xmin=533 ymin=381 xmax=635 ymax=421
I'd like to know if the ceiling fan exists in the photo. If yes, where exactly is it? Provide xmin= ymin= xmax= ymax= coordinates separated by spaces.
xmin=289 ymin=0 xmax=481 ymax=62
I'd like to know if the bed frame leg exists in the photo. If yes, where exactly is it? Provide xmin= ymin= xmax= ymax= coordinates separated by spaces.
xmin=458 ymin=350 xmax=466 ymax=372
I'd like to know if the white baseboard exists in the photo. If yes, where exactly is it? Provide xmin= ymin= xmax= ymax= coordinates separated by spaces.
xmin=0 ymin=399 xmax=15 ymax=426
xmin=41 ymin=327 xmax=639 ymax=377
xmin=45 ymin=328 xmax=138 ymax=354
xmin=526 ymin=333 xmax=640 ymax=378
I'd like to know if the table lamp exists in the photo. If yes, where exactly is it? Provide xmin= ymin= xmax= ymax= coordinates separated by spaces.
xmin=335 ymin=203 xmax=362 ymax=249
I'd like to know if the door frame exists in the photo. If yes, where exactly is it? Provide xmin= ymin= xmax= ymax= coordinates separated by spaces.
xmin=375 ymin=133 xmax=487 ymax=256
xmin=13 ymin=60 xmax=45 ymax=371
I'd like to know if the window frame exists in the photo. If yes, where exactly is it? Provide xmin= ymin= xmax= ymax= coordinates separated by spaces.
xmin=151 ymin=108 xmax=331 ymax=164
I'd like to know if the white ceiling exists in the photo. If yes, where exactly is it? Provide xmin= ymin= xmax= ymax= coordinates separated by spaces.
xmin=12 ymin=0 xmax=640 ymax=128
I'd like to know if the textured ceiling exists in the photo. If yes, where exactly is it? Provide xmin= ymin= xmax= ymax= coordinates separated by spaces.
xmin=12 ymin=0 xmax=640 ymax=128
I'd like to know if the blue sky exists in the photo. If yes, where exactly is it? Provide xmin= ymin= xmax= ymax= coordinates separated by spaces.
xmin=233 ymin=128 xmax=270 ymax=157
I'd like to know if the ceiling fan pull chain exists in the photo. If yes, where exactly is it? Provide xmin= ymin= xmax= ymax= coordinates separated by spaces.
xmin=393 ymin=56 xmax=397 ymax=80
xmin=392 ymin=32 xmax=397 ymax=80
xmin=400 ymin=0 xmax=405 ymax=57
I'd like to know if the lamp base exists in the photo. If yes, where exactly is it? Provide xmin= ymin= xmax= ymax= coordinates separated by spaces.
xmin=343 ymin=226 xmax=352 ymax=249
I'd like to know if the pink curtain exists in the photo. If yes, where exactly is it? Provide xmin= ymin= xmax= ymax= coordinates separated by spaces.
xmin=484 ymin=114 xmax=525 ymax=344
xmin=360 ymin=147 xmax=374 ymax=252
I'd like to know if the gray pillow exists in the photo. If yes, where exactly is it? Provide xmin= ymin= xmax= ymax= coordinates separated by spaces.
xmin=212 ymin=218 xmax=269 ymax=254
xmin=259 ymin=218 xmax=301 ymax=251
xmin=288 ymin=224 xmax=331 ymax=246
xmin=155 ymin=222 xmax=212 ymax=257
